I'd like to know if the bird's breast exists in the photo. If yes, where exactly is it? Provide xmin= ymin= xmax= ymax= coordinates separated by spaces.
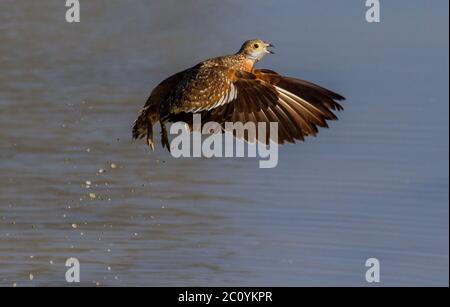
xmin=241 ymin=58 xmax=256 ymax=72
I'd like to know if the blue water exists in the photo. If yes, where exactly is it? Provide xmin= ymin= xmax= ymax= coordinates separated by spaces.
xmin=0 ymin=0 xmax=448 ymax=286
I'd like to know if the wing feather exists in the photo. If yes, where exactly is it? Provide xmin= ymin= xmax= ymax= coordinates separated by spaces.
xmin=164 ymin=67 xmax=345 ymax=145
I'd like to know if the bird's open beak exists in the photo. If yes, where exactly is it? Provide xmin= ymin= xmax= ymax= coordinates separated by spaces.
xmin=265 ymin=42 xmax=275 ymax=54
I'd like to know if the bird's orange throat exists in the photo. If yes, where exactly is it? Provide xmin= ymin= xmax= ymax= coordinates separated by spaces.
xmin=242 ymin=58 xmax=257 ymax=72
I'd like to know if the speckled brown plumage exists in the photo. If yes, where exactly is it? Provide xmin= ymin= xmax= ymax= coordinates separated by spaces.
xmin=132 ymin=39 xmax=345 ymax=150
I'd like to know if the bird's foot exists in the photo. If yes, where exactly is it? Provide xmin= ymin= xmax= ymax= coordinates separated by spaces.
xmin=161 ymin=134 xmax=170 ymax=153
xmin=147 ymin=138 xmax=155 ymax=151
xmin=160 ymin=122 xmax=171 ymax=153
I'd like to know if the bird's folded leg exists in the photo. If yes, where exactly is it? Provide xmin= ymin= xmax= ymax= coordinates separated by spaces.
xmin=146 ymin=123 xmax=155 ymax=151
xmin=160 ymin=121 xmax=171 ymax=153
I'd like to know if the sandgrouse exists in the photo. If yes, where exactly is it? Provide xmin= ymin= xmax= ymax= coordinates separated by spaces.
xmin=132 ymin=39 xmax=345 ymax=151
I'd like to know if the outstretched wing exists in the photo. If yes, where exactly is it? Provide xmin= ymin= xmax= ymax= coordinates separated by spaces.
xmin=166 ymin=66 xmax=346 ymax=144
xmin=254 ymin=69 xmax=345 ymax=116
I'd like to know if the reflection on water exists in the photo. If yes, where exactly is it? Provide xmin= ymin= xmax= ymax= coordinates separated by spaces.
xmin=0 ymin=0 xmax=448 ymax=286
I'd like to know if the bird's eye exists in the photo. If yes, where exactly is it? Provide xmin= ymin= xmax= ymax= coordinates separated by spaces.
xmin=253 ymin=43 xmax=259 ymax=49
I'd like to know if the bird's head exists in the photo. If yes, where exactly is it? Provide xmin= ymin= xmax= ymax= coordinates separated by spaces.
xmin=238 ymin=39 xmax=274 ymax=61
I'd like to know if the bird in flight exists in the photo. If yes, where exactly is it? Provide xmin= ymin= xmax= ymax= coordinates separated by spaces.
xmin=132 ymin=39 xmax=345 ymax=151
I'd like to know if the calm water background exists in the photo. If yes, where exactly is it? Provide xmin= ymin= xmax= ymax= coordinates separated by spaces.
xmin=0 ymin=0 xmax=448 ymax=286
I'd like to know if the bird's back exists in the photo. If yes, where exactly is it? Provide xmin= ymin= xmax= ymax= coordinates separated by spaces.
xmin=200 ymin=53 xmax=255 ymax=72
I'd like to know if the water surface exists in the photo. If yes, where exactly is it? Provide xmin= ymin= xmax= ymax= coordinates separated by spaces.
xmin=0 ymin=0 xmax=448 ymax=286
